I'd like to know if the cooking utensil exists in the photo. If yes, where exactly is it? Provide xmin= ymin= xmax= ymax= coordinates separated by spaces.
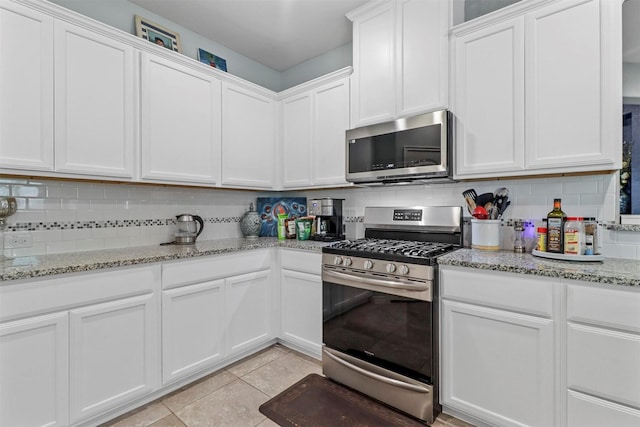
xmin=498 ymin=200 xmax=511 ymax=218
xmin=462 ymin=190 xmax=477 ymax=215
xmin=491 ymin=188 xmax=510 ymax=219
xmin=476 ymin=192 xmax=494 ymax=208
xmin=462 ymin=189 xmax=477 ymax=202
xmin=472 ymin=206 xmax=489 ymax=219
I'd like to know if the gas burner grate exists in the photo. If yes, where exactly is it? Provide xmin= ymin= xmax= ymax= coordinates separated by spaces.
xmin=328 ymin=238 xmax=456 ymax=259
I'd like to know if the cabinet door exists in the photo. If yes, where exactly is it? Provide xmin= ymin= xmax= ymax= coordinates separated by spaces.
xmin=225 ymin=269 xmax=273 ymax=356
xmin=54 ymin=21 xmax=135 ymax=178
xmin=280 ymin=269 xmax=321 ymax=357
xmin=69 ymin=293 xmax=159 ymax=423
xmin=567 ymin=390 xmax=640 ymax=427
xmin=525 ymin=0 xmax=617 ymax=170
xmin=396 ymin=0 xmax=448 ymax=117
xmin=441 ymin=299 xmax=554 ymax=427
xmin=312 ymin=78 xmax=350 ymax=186
xmin=162 ymin=279 xmax=225 ymax=384
xmin=0 ymin=312 xmax=68 ymax=427
xmin=0 ymin=2 xmax=54 ymax=172
xmin=281 ymin=92 xmax=313 ymax=188
xmin=350 ymin=0 xmax=395 ymax=127
xmin=454 ymin=17 xmax=525 ymax=177
xmin=221 ymin=82 xmax=276 ymax=188
xmin=141 ymin=53 xmax=221 ymax=185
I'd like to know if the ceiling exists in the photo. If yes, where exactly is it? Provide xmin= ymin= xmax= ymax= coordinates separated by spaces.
xmin=623 ymin=0 xmax=640 ymax=63
xmin=129 ymin=0 xmax=369 ymax=71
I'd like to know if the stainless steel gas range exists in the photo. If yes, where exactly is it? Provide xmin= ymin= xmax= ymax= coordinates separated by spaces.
xmin=321 ymin=206 xmax=463 ymax=424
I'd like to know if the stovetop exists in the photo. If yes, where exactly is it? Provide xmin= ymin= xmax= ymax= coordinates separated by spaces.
xmin=323 ymin=238 xmax=459 ymax=265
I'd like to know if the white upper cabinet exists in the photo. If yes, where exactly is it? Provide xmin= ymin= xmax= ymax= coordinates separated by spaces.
xmin=141 ymin=52 xmax=222 ymax=185
xmin=0 ymin=1 xmax=54 ymax=172
xmin=348 ymin=0 xmax=448 ymax=127
xmin=221 ymin=82 xmax=276 ymax=189
xmin=454 ymin=17 xmax=526 ymax=176
xmin=54 ymin=21 xmax=136 ymax=178
xmin=453 ymin=0 xmax=621 ymax=179
xmin=524 ymin=0 xmax=618 ymax=170
xmin=280 ymin=69 xmax=351 ymax=189
xmin=281 ymin=92 xmax=313 ymax=188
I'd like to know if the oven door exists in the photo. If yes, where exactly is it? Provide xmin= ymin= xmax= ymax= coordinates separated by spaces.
xmin=322 ymin=269 xmax=433 ymax=385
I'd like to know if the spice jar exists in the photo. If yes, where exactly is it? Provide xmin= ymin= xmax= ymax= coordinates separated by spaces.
xmin=564 ymin=217 xmax=584 ymax=255
xmin=536 ymin=226 xmax=547 ymax=252
xmin=583 ymin=217 xmax=597 ymax=254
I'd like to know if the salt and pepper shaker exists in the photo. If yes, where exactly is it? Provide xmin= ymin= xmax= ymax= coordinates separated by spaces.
xmin=513 ymin=220 xmax=525 ymax=253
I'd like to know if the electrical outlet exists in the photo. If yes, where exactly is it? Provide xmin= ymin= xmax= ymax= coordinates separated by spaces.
xmin=4 ymin=233 xmax=32 ymax=249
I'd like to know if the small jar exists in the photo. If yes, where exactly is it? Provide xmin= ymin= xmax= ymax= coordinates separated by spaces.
xmin=564 ymin=217 xmax=584 ymax=255
xmin=583 ymin=217 xmax=597 ymax=254
xmin=536 ymin=227 xmax=547 ymax=252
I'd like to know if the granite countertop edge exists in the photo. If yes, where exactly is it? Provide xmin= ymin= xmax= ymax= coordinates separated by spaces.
xmin=0 ymin=237 xmax=329 ymax=283
xmin=437 ymin=249 xmax=640 ymax=287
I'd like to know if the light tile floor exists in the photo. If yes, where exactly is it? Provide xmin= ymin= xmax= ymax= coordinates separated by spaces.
xmin=101 ymin=344 xmax=473 ymax=427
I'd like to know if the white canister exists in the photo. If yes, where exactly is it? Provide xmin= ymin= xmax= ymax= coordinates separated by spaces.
xmin=471 ymin=219 xmax=501 ymax=251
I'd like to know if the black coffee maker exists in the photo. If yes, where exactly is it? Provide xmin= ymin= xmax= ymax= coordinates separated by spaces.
xmin=308 ymin=198 xmax=345 ymax=241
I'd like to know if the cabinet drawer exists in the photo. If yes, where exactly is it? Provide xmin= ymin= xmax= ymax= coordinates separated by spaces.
xmin=567 ymin=323 xmax=640 ymax=408
xmin=440 ymin=266 xmax=555 ymax=317
xmin=280 ymin=249 xmax=321 ymax=275
xmin=0 ymin=265 xmax=159 ymax=322
xmin=567 ymin=390 xmax=640 ymax=427
xmin=567 ymin=283 xmax=640 ymax=332
xmin=162 ymin=249 xmax=272 ymax=289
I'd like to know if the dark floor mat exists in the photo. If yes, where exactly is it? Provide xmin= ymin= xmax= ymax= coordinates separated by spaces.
xmin=259 ymin=373 xmax=427 ymax=426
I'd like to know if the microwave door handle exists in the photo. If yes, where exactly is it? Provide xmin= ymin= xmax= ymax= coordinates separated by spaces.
xmin=323 ymin=268 xmax=429 ymax=292
xmin=323 ymin=349 xmax=431 ymax=394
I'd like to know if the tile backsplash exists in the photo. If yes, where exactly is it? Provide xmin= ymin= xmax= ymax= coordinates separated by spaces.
xmin=2 ymin=172 xmax=638 ymax=259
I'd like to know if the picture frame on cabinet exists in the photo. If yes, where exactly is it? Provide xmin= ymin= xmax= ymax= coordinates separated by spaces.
xmin=197 ymin=48 xmax=227 ymax=72
xmin=135 ymin=15 xmax=182 ymax=53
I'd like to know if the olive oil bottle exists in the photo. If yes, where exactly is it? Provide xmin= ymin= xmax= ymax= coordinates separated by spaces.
xmin=546 ymin=198 xmax=566 ymax=253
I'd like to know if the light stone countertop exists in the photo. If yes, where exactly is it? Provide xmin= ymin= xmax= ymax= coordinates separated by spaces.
xmin=437 ymin=248 xmax=640 ymax=287
xmin=0 ymin=237 xmax=329 ymax=283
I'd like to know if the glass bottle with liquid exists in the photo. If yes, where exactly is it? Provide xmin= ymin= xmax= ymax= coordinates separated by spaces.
xmin=546 ymin=199 xmax=566 ymax=253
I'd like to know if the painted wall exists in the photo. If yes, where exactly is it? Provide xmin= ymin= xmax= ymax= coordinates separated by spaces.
xmin=2 ymin=173 xmax=638 ymax=260
xmin=281 ymin=43 xmax=353 ymax=89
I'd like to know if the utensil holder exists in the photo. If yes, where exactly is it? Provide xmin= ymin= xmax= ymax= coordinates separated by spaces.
xmin=471 ymin=219 xmax=501 ymax=251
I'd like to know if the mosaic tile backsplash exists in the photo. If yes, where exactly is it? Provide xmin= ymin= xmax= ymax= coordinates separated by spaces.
xmin=1 ymin=172 xmax=638 ymax=259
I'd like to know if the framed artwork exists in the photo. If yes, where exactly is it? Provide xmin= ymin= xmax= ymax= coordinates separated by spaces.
xmin=198 ymin=48 xmax=228 ymax=72
xmin=256 ymin=197 xmax=307 ymax=237
xmin=135 ymin=15 xmax=182 ymax=53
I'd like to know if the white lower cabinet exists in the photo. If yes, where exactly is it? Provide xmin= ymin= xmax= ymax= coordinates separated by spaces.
xmin=280 ymin=270 xmax=321 ymax=357
xmin=440 ymin=266 xmax=556 ymax=427
xmin=162 ymin=280 xmax=225 ymax=384
xmin=0 ymin=312 xmax=69 ymax=427
xmin=441 ymin=300 xmax=554 ymax=427
xmin=279 ymin=250 xmax=322 ymax=358
xmin=69 ymin=293 xmax=159 ymax=423
xmin=226 ymin=270 xmax=274 ymax=356
xmin=440 ymin=265 xmax=640 ymax=427
xmin=565 ymin=283 xmax=640 ymax=426
xmin=0 ymin=265 xmax=160 ymax=427
xmin=161 ymin=249 xmax=275 ymax=371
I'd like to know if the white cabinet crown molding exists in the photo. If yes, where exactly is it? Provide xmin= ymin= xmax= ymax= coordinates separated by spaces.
xmin=277 ymin=66 xmax=352 ymax=100
xmin=450 ymin=0 xmax=558 ymax=36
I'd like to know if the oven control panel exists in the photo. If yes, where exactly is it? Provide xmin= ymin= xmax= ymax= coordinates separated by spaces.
xmin=392 ymin=209 xmax=423 ymax=221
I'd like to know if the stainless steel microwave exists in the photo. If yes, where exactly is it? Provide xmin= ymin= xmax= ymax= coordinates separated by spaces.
xmin=345 ymin=110 xmax=452 ymax=184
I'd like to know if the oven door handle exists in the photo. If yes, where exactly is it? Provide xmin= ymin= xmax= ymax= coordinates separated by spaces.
xmin=323 ymin=349 xmax=431 ymax=394
xmin=323 ymin=268 xmax=430 ymax=292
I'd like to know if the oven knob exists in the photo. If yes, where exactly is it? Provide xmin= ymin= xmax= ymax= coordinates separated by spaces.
xmin=343 ymin=258 xmax=353 ymax=267
xmin=398 ymin=264 xmax=410 ymax=275
xmin=363 ymin=260 xmax=374 ymax=270
xmin=386 ymin=263 xmax=396 ymax=273
xmin=333 ymin=256 xmax=343 ymax=265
